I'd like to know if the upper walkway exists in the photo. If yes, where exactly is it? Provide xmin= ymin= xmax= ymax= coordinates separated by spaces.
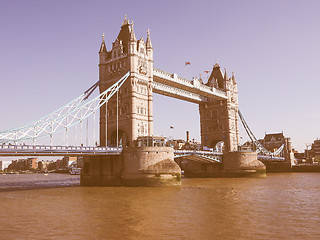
xmin=153 ymin=68 xmax=227 ymax=103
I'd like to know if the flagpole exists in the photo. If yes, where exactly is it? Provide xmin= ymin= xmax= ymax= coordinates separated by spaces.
xmin=185 ymin=62 xmax=190 ymax=79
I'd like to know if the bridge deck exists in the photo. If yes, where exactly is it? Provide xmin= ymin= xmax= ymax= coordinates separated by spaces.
xmin=0 ymin=145 xmax=122 ymax=156
xmin=0 ymin=144 xmax=285 ymax=161
xmin=0 ymin=145 xmax=223 ymax=157
xmin=153 ymin=68 xmax=227 ymax=103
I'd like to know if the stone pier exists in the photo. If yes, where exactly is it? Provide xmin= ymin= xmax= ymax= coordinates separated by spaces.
xmin=222 ymin=151 xmax=266 ymax=177
xmin=176 ymin=151 xmax=265 ymax=178
xmin=121 ymin=146 xmax=181 ymax=186
xmin=81 ymin=137 xmax=181 ymax=187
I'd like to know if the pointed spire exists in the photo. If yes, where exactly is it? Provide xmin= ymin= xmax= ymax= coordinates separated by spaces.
xmin=214 ymin=60 xmax=220 ymax=68
xmin=99 ymin=33 xmax=107 ymax=53
xmin=122 ymin=14 xmax=129 ymax=26
xmin=146 ymin=29 xmax=153 ymax=49
xmin=129 ymin=21 xmax=137 ymax=41
xmin=224 ymin=68 xmax=228 ymax=80
xmin=232 ymin=71 xmax=237 ymax=84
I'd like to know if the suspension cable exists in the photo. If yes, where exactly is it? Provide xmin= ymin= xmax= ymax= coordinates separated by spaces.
xmin=0 ymin=71 xmax=130 ymax=144
xmin=238 ymin=110 xmax=284 ymax=156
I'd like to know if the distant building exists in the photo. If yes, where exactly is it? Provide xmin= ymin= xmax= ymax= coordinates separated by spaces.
xmin=302 ymin=139 xmax=320 ymax=163
xmin=38 ymin=160 xmax=54 ymax=170
xmin=240 ymin=141 xmax=254 ymax=151
xmin=0 ymin=161 xmax=11 ymax=171
xmin=166 ymin=139 xmax=186 ymax=149
xmin=259 ymin=133 xmax=286 ymax=152
xmin=77 ymin=156 xmax=83 ymax=168
xmin=311 ymin=139 xmax=320 ymax=157
xmin=62 ymin=156 xmax=77 ymax=169
xmin=7 ymin=158 xmax=38 ymax=171
xmin=27 ymin=158 xmax=38 ymax=169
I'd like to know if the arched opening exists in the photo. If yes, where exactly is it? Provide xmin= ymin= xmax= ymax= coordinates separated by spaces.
xmin=210 ymin=140 xmax=225 ymax=152
xmin=110 ymin=130 xmax=128 ymax=147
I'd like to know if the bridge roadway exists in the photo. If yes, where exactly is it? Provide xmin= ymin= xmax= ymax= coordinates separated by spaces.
xmin=0 ymin=144 xmax=284 ymax=162
xmin=153 ymin=68 xmax=227 ymax=103
xmin=0 ymin=144 xmax=222 ymax=160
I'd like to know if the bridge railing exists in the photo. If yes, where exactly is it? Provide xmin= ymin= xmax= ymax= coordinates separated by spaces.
xmin=153 ymin=68 xmax=227 ymax=99
xmin=0 ymin=144 xmax=122 ymax=153
xmin=154 ymin=68 xmax=193 ymax=86
xmin=153 ymin=81 xmax=208 ymax=102
xmin=174 ymin=149 xmax=223 ymax=155
xmin=199 ymin=84 xmax=227 ymax=97
xmin=257 ymin=155 xmax=285 ymax=161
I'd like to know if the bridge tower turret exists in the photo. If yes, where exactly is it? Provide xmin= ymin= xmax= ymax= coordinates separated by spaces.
xmin=199 ymin=62 xmax=239 ymax=152
xmin=98 ymin=16 xmax=154 ymax=147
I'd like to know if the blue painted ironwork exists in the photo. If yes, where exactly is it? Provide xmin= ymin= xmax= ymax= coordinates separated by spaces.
xmin=0 ymin=71 xmax=130 ymax=144
xmin=238 ymin=110 xmax=285 ymax=157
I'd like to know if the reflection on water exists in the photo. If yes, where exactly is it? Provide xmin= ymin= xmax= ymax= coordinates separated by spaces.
xmin=0 ymin=173 xmax=319 ymax=239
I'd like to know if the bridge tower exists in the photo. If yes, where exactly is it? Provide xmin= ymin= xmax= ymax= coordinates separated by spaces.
xmin=199 ymin=62 xmax=239 ymax=152
xmin=99 ymin=16 xmax=154 ymax=147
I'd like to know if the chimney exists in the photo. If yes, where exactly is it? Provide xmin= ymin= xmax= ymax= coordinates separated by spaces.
xmin=186 ymin=131 xmax=189 ymax=142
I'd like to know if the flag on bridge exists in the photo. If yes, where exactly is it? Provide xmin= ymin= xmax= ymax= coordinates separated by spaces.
xmin=185 ymin=62 xmax=191 ymax=65
xmin=170 ymin=126 xmax=174 ymax=129
xmin=204 ymin=70 xmax=210 ymax=74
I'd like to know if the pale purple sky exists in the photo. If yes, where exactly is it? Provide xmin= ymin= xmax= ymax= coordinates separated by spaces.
xmin=0 ymin=0 xmax=320 ymax=152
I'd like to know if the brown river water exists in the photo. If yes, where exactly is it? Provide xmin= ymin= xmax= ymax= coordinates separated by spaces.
xmin=0 ymin=173 xmax=319 ymax=240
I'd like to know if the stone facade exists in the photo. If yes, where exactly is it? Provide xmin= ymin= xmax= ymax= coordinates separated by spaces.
xmin=199 ymin=63 xmax=239 ymax=152
xmin=259 ymin=132 xmax=285 ymax=152
xmin=99 ymin=17 xmax=153 ymax=147
xmin=222 ymin=151 xmax=266 ymax=177
xmin=121 ymin=146 xmax=181 ymax=186
xmin=81 ymin=146 xmax=181 ymax=186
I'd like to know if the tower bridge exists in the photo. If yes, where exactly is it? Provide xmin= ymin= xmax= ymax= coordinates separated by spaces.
xmin=0 ymin=17 xmax=294 ymax=185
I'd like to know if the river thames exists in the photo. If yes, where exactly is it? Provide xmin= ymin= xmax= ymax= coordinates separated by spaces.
xmin=0 ymin=173 xmax=319 ymax=240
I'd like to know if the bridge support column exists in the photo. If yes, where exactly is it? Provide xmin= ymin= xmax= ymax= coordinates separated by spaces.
xmin=121 ymin=146 xmax=181 ymax=186
xmin=80 ymin=155 xmax=122 ymax=186
xmin=222 ymin=151 xmax=266 ymax=177
xmin=80 ymin=145 xmax=181 ymax=187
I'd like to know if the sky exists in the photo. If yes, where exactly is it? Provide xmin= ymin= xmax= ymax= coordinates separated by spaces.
xmin=0 ymin=0 xmax=320 ymax=152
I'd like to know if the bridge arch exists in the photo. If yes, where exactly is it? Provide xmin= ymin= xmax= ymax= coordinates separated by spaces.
xmin=110 ymin=129 xmax=128 ymax=147
xmin=210 ymin=140 xmax=225 ymax=152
